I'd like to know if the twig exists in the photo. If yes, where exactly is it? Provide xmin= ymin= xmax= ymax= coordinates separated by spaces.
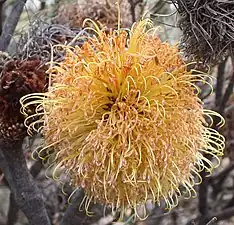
xmin=197 ymin=56 xmax=231 ymax=224
xmin=210 ymin=163 xmax=234 ymax=198
xmin=171 ymin=210 xmax=178 ymax=225
xmin=219 ymin=69 xmax=234 ymax=113
xmin=198 ymin=170 xmax=209 ymax=225
xmin=40 ymin=0 xmax=46 ymax=11
xmin=150 ymin=0 xmax=167 ymax=15
xmin=128 ymin=0 xmax=136 ymax=23
xmin=0 ymin=140 xmax=51 ymax=225
xmin=6 ymin=192 xmax=18 ymax=225
xmin=225 ymin=195 xmax=234 ymax=209
xmin=59 ymin=189 xmax=84 ymax=225
xmin=128 ymin=0 xmax=142 ymax=23
xmin=215 ymin=58 xmax=227 ymax=108
xmin=0 ymin=0 xmax=27 ymax=51
xmin=206 ymin=206 xmax=234 ymax=222
xmin=0 ymin=0 xmax=6 ymax=35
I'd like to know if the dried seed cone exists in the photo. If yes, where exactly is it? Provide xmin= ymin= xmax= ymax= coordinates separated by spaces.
xmin=0 ymin=58 xmax=46 ymax=140
xmin=174 ymin=0 xmax=234 ymax=65
xmin=17 ymin=19 xmax=88 ymax=63
xmin=21 ymin=20 xmax=225 ymax=218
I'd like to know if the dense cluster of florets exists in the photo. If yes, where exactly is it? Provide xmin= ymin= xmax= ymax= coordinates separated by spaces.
xmin=21 ymin=20 xmax=225 ymax=219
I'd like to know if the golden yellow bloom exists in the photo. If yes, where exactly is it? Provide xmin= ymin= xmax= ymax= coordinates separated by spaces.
xmin=20 ymin=20 xmax=225 ymax=219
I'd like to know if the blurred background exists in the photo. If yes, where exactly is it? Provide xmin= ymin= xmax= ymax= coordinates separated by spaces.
xmin=0 ymin=0 xmax=233 ymax=224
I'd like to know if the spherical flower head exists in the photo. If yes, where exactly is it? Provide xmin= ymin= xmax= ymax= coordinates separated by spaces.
xmin=21 ymin=20 xmax=225 ymax=219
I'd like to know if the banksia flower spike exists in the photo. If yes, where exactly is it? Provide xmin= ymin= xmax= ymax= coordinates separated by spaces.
xmin=21 ymin=19 xmax=225 ymax=219
xmin=173 ymin=0 xmax=234 ymax=65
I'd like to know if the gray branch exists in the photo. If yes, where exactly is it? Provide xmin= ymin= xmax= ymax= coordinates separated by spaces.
xmin=0 ymin=140 xmax=51 ymax=225
xmin=0 ymin=0 xmax=27 ymax=51
xmin=59 ymin=189 xmax=84 ymax=225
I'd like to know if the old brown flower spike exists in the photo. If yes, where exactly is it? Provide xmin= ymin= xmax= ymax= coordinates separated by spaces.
xmin=172 ymin=0 xmax=234 ymax=65
xmin=0 ymin=57 xmax=47 ymax=141
xmin=17 ymin=19 xmax=90 ymax=63
xmin=53 ymin=0 xmax=133 ymax=29
xmin=0 ymin=19 xmax=89 ymax=142
xmin=21 ymin=19 xmax=225 ymax=219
